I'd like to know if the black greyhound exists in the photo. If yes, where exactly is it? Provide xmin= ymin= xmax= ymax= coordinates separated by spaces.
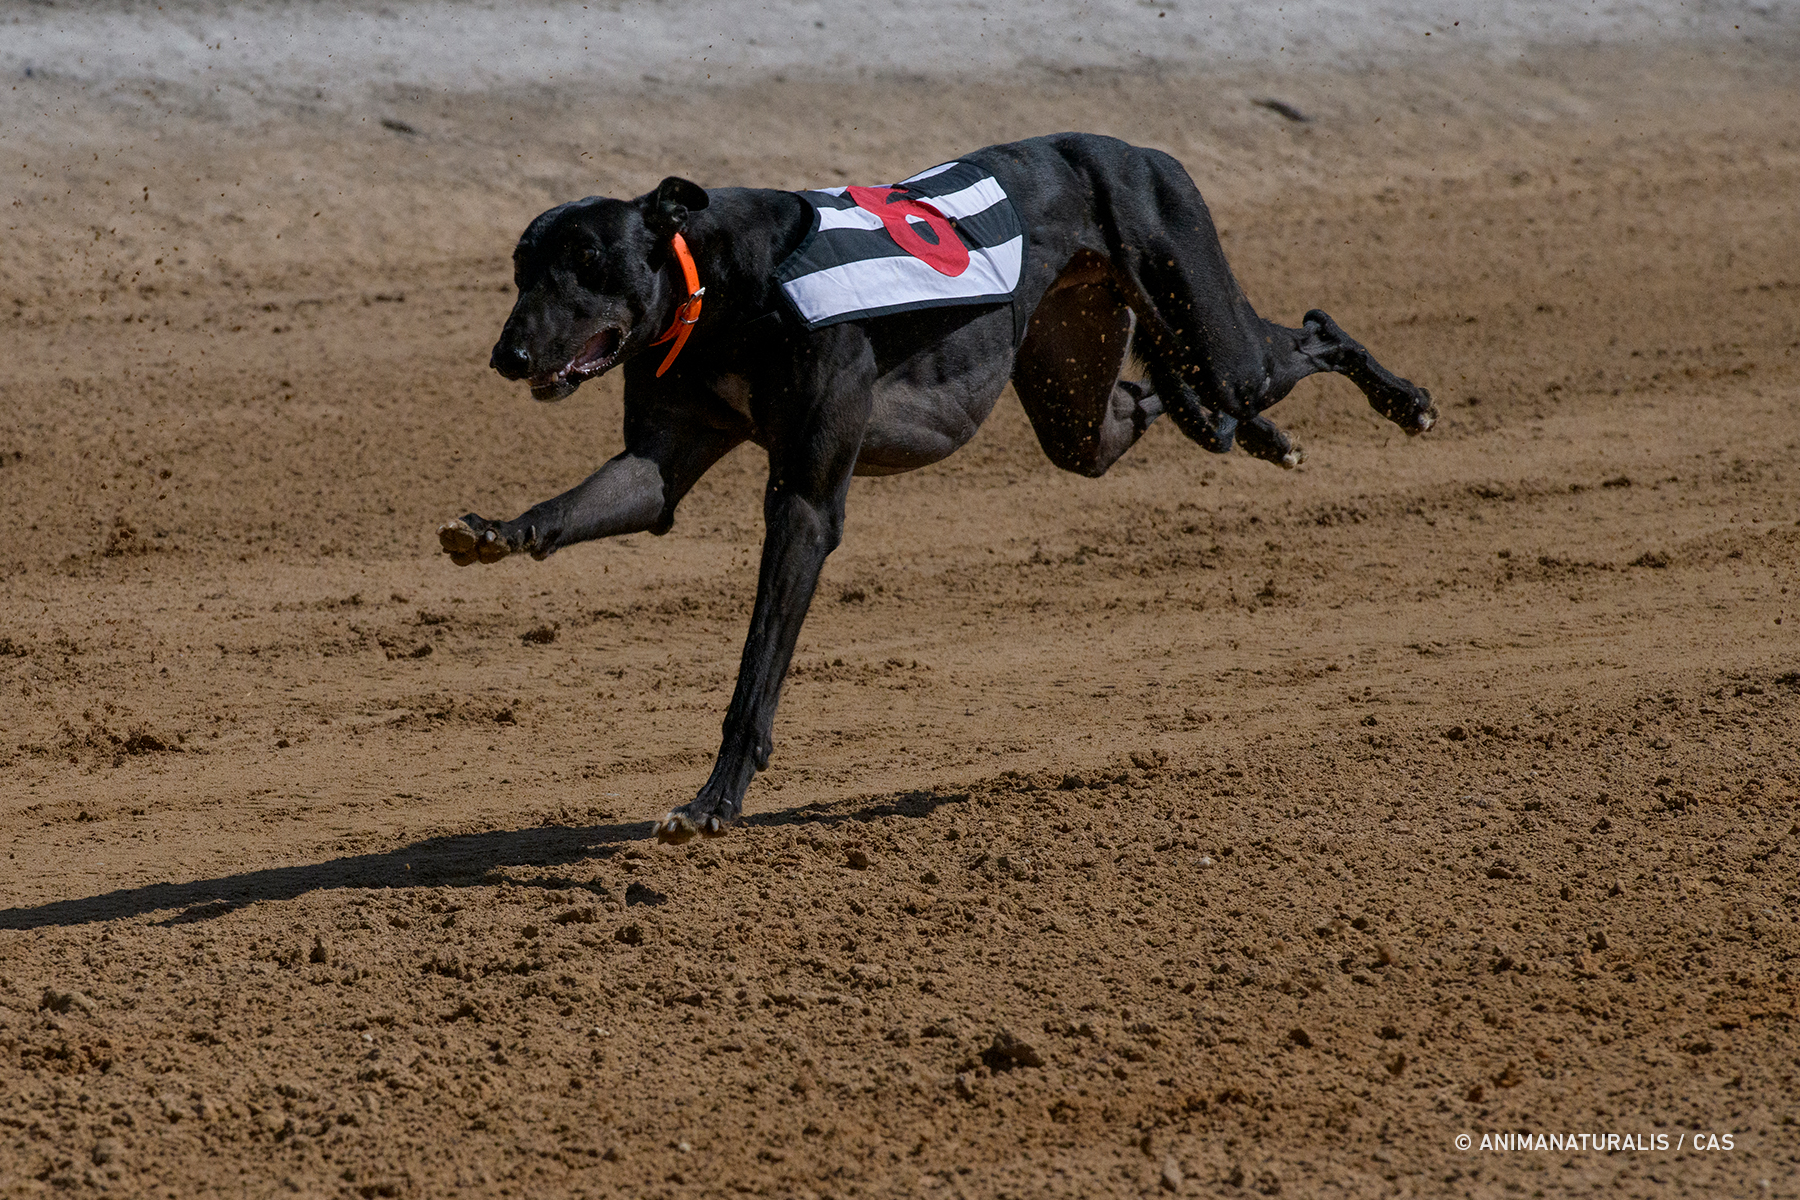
xmin=439 ymin=133 xmax=1436 ymax=843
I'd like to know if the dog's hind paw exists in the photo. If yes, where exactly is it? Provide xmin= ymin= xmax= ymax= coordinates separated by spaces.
xmin=1404 ymin=388 xmax=1438 ymax=436
xmin=654 ymin=811 xmax=728 ymax=845
xmin=1369 ymin=382 xmax=1437 ymax=437
xmin=1236 ymin=415 xmax=1305 ymax=470
xmin=438 ymin=517 xmax=511 ymax=566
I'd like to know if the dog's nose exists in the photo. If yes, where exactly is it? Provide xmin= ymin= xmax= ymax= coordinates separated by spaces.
xmin=491 ymin=343 xmax=532 ymax=380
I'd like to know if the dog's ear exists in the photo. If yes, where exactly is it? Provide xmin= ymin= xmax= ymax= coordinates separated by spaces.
xmin=644 ymin=177 xmax=709 ymax=240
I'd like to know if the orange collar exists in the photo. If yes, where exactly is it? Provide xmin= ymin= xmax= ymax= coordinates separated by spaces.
xmin=648 ymin=232 xmax=705 ymax=377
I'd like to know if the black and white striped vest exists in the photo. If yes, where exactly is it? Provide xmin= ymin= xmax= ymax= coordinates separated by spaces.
xmin=775 ymin=160 xmax=1023 ymax=329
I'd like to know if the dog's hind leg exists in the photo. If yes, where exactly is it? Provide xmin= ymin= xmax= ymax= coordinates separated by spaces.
xmin=1284 ymin=309 xmax=1437 ymax=435
xmin=1163 ymin=309 xmax=1435 ymax=464
xmin=1013 ymin=264 xmax=1310 ymax=475
xmin=1012 ymin=256 xmax=1165 ymax=478
xmin=1164 ymin=309 xmax=1435 ymax=456
xmin=1160 ymin=310 xmax=1435 ymax=455
xmin=1150 ymin=373 xmax=1305 ymax=468
xmin=1073 ymin=140 xmax=1433 ymax=456
xmin=1137 ymin=298 xmax=1434 ymax=458
xmin=1235 ymin=413 xmax=1307 ymax=468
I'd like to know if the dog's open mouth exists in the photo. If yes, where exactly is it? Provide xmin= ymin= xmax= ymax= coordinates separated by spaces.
xmin=529 ymin=326 xmax=623 ymax=401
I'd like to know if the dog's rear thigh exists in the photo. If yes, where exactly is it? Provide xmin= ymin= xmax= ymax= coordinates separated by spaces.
xmin=1013 ymin=283 xmax=1162 ymax=477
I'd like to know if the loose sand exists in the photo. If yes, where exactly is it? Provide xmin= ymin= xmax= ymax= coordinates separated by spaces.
xmin=2 ymin=17 xmax=1798 ymax=1200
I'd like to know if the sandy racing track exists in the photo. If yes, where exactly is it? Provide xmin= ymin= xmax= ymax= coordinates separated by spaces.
xmin=3 ymin=21 xmax=1800 ymax=1199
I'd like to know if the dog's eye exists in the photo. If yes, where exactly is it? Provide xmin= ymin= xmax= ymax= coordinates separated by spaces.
xmin=575 ymin=247 xmax=605 ymax=288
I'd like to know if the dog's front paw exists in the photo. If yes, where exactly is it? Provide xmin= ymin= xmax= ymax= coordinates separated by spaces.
xmin=654 ymin=799 xmax=736 ymax=845
xmin=438 ymin=516 xmax=529 ymax=566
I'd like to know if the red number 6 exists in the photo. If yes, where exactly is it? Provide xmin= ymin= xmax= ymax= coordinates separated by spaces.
xmin=845 ymin=186 xmax=970 ymax=277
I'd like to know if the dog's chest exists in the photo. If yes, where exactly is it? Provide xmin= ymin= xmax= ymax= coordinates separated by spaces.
xmin=710 ymin=373 xmax=755 ymax=423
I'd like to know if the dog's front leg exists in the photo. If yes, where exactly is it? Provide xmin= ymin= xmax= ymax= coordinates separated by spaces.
xmin=438 ymin=453 xmax=664 ymax=564
xmin=655 ymin=489 xmax=842 ymax=841
xmin=439 ymin=423 xmax=738 ymax=564
xmin=657 ymin=339 xmax=875 ymax=843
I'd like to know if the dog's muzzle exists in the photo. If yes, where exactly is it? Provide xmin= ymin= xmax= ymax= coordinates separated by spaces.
xmin=520 ymin=326 xmax=625 ymax=402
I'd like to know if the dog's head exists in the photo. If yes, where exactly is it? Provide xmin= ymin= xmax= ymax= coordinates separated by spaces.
xmin=491 ymin=176 xmax=709 ymax=401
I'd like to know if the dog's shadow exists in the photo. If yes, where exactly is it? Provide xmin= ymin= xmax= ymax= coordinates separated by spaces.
xmin=0 ymin=788 xmax=969 ymax=931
